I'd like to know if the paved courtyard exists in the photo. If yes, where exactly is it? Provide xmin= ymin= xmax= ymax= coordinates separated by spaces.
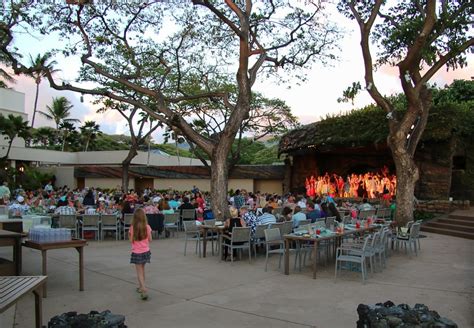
xmin=1 ymin=231 xmax=473 ymax=328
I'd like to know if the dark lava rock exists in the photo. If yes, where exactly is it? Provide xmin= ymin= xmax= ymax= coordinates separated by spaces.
xmin=48 ymin=310 xmax=126 ymax=328
xmin=356 ymin=301 xmax=457 ymax=328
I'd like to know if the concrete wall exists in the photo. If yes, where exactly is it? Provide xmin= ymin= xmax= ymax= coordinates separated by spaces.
xmin=228 ymin=179 xmax=254 ymax=193
xmin=85 ymin=178 xmax=134 ymax=190
xmin=153 ymin=178 xmax=210 ymax=192
xmin=37 ymin=166 xmax=76 ymax=189
xmin=0 ymin=88 xmax=27 ymax=121
xmin=254 ymin=180 xmax=283 ymax=195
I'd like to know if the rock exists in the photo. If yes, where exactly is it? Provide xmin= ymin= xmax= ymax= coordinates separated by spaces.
xmin=356 ymin=302 xmax=457 ymax=328
xmin=438 ymin=317 xmax=458 ymax=328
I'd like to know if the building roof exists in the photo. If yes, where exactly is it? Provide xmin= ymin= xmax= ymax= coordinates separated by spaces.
xmin=74 ymin=164 xmax=285 ymax=180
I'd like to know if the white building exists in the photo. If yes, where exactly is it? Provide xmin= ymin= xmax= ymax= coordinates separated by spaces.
xmin=0 ymin=88 xmax=283 ymax=193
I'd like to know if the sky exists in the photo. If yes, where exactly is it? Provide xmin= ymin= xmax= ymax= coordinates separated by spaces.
xmin=2 ymin=3 xmax=473 ymax=143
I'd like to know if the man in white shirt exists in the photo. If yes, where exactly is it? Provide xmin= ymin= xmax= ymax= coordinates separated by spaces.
xmin=257 ymin=207 xmax=276 ymax=226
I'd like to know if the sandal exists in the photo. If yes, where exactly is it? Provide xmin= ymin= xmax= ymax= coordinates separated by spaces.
xmin=140 ymin=292 xmax=149 ymax=300
xmin=136 ymin=288 xmax=142 ymax=293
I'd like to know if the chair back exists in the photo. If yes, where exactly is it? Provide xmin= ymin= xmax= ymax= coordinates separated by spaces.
xmin=83 ymin=214 xmax=100 ymax=227
xmin=231 ymin=227 xmax=250 ymax=243
xmin=281 ymin=221 xmax=293 ymax=235
xmin=204 ymin=219 xmax=216 ymax=226
xmin=59 ymin=215 xmax=77 ymax=229
xmin=311 ymin=220 xmax=325 ymax=229
xmin=406 ymin=220 xmax=414 ymax=230
xmin=183 ymin=220 xmax=198 ymax=233
xmin=298 ymin=219 xmax=311 ymax=227
xmin=342 ymin=215 xmax=352 ymax=224
xmin=164 ymin=213 xmax=180 ymax=225
xmin=123 ymin=213 xmax=134 ymax=225
xmin=264 ymin=228 xmax=281 ymax=243
xmin=295 ymin=224 xmax=310 ymax=233
xmin=101 ymin=214 xmax=117 ymax=226
xmin=181 ymin=209 xmax=196 ymax=221
xmin=409 ymin=222 xmax=420 ymax=239
xmin=0 ymin=205 xmax=6 ymax=215
xmin=370 ymin=231 xmax=381 ymax=248
xmin=325 ymin=216 xmax=336 ymax=229
xmin=255 ymin=224 xmax=269 ymax=239
xmin=359 ymin=209 xmax=376 ymax=220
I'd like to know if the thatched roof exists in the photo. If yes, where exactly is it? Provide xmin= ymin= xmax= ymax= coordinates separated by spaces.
xmin=74 ymin=164 xmax=285 ymax=180
xmin=279 ymin=102 xmax=473 ymax=155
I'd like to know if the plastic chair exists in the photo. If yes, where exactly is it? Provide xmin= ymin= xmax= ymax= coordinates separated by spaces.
xmin=183 ymin=220 xmax=201 ymax=257
xmin=335 ymin=236 xmax=370 ymax=284
xmin=221 ymin=227 xmax=251 ymax=264
xmin=163 ymin=213 xmax=180 ymax=238
xmin=81 ymin=214 xmax=100 ymax=240
xmin=58 ymin=215 xmax=78 ymax=238
xmin=253 ymin=224 xmax=269 ymax=257
xmin=101 ymin=214 xmax=119 ymax=240
xmin=264 ymin=228 xmax=284 ymax=271
xmin=396 ymin=222 xmax=420 ymax=256
xmin=123 ymin=213 xmax=134 ymax=240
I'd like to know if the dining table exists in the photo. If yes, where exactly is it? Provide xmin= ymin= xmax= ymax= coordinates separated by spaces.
xmin=283 ymin=225 xmax=378 ymax=279
xmin=199 ymin=222 xmax=226 ymax=258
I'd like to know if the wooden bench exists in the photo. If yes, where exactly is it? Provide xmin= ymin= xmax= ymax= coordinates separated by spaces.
xmin=0 ymin=276 xmax=47 ymax=328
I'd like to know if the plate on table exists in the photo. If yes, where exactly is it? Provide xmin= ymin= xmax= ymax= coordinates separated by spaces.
xmin=215 ymin=221 xmax=223 ymax=226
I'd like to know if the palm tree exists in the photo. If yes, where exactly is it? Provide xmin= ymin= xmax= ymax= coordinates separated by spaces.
xmin=0 ymin=114 xmax=30 ymax=161
xmin=27 ymin=53 xmax=60 ymax=128
xmin=80 ymin=121 xmax=102 ymax=151
xmin=58 ymin=121 xmax=76 ymax=151
xmin=39 ymin=97 xmax=79 ymax=130
xmin=31 ymin=127 xmax=56 ymax=149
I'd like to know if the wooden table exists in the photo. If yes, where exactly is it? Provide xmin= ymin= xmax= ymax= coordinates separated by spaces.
xmin=200 ymin=224 xmax=226 ymax=258
xmin=0 ymin=276 xmax=47 ymax=328
xmin=0 ymin=230 xmax=22 ymax=275
xmin=22 ymin=239 xmax=87 ymax=297
xmin=284 ymin=226 xmax=376 ymax=279
xmin=0 ymin=219 xmax=23 ymax=233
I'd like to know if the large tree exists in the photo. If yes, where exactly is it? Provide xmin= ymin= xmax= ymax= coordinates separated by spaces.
xmin=339 ymin=0 xmax=473 ymax=225
xmin=98 ymin=99 xmax=161 ymax=191
xmin=1 ymin=1 xmax=339 ymax=219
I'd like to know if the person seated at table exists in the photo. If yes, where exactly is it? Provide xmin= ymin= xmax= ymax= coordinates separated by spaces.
xmin=82 ymin=189 xmax=95 ymax=207
xmin=178 ymin=196 xmax=195 ymax=215
xmin=292 ymin=206 xmax=307 ymax=228
xmin=96 ymin=198 xmax=107 ymax=214
xmin=358 ymin=198 xmax=373 ymax=211
xmin=306 ymin=201 xmax=321 ymax=223
xmin=55 ymin=196 xmax=76 ymax=215
xmin=266 ymin=197 xmax=279 ymax=209
xmin=143 ymin=197 xmax=160 ymax=214
xmin=327 ymin=202 xmax=342 ymax=222
xmin=73 ymin=199 xmax=85 ymax=214
xmin=240 ymin=205 xmax=257 ymax=239
xmin=8 ymin=195 xmax=30 ymax=216
xmin=281 ymin=206 xmax=293 ymax=222
xmin=168 ymin=195 xmax=180 ymax=210
xmin=257 ymin=206 xmax=276 ymax=226
xmin=222 ymin=207 xmax=246 ymax=261
xmin=320 ymin=202 xmax=329 ymax=218
xmin=158 ymin=197 xmax=174 ymax=214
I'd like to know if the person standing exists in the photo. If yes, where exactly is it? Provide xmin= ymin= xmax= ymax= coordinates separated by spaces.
xmin=0 ymin=181 xmax=11 ymax=204
xmin=129 ymin=208 xmax=152 ymax=300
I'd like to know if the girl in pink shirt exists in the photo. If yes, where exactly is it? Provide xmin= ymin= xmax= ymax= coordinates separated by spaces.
xmin=129 ymin=208 xmax=152 ymax=300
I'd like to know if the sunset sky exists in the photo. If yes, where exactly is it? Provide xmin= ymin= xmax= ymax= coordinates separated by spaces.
xmin=3 ymin=4 xmax=473 ymax=143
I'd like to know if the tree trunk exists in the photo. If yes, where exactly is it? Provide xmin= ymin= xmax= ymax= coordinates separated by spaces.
xmin=389 ymin=135 xmax=419 ymax=226
xmin=31 ymin=82 xmax=40 ymax=128
xmin=122 ymin=146 xmax=138 ymax=192
xmin=210 ymin=144 xmax=230 ymax=221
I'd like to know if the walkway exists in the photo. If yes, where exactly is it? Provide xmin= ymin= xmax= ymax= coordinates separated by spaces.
xmin=1 ymin=232 xmax=473 ymax=327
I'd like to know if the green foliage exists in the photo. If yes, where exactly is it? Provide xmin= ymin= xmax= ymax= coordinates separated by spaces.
xmin=93 ymin=134 xmax=131 ymax=151
xmin=17 ymin=166 xmax=54 ymax=191
xmin=153 ymin=144 xmax=195 ymax=158
xmin=413 ymin=210 xmax=435 ymax=222
xmin=282 ymin=80 xmax=474 ymax=151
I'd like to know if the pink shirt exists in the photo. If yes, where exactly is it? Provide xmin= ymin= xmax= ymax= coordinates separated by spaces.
xmin=129 ymin=225 xmax=152 ymax=254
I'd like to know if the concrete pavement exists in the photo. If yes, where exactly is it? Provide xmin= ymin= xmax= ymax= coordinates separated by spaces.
xmin=1 ymin=231 xmax=473 ymax=327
